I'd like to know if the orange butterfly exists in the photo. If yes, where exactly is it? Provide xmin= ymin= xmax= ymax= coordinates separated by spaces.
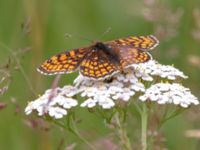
xmin=38 ymin=35 xmax=159 ymax=79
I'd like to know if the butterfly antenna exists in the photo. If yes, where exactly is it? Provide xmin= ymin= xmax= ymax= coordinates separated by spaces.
xmin=64 ymin=33 xmax=93 ymax=43
xmin=99 ymin=27 xmax=112 ymax=38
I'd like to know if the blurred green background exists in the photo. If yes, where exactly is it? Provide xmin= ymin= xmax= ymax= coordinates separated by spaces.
xmin=0 ymin=0 xmax=200 ymax=149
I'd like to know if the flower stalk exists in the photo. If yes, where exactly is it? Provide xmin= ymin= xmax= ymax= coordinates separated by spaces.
xmin=53 ymin=115 xmax=96 ymax=150
xmin=141 ymin=103 xmax=148 ymax=150
xmin=114 ymin=112 xmax=132 ymax=150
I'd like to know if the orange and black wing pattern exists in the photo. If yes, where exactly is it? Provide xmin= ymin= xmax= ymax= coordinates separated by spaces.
xmin=107 ymin=35 xmax=159 ymax=50
xmin=118 ymin=47 xmax=152 ymax=68
xmin=80 ymin=50 xmax=119 ymax=79
xmin=105 ymin=35 xmax=158 ymax=68
xmin=38 ymin=35 xmax=159 ymax=79
xmin=37 ymin=48 xmax=88 ymax=75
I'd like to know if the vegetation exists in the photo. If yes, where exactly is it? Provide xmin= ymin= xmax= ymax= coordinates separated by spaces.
xmin=0 ymin=0 xmax=200 ymax=149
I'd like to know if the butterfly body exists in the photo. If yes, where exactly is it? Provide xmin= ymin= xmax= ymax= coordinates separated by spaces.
xmin=38 ymin=35 xmax=159 ymax=80
xmin=93 ymin=42 xmax=121 ymax=66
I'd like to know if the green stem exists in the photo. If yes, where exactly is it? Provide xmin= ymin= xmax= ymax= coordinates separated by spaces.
xmin=68 ymin=118 xmax=97 ymax=150
xmin=158 ymin=107 xmax=185 ymax=129
xmin=114 ymin=113 xmax=132 ymax=150
xmin=141 ymin=103 xmax=148 ymax=150
xmin=53 ymin=118 xmax=96 ymax=150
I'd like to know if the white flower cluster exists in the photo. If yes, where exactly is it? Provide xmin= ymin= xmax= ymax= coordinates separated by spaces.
xmin=131 ymin=60 xmax=188 ymax=81
xmin=25 ymin=60 xmax=199 ymax=119
xmin=139 ymin=83 xmax=199 ymax=107
xmin=25 ymin=86 xmax=78 ymax=119
xmin=77 ymin=74 xmax=144 ymax=109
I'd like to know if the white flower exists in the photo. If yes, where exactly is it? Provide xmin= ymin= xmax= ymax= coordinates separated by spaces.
xmin=49 ymin=107 xmax=67 ymax=119
xmin=81 ymin=97 xmax=115 ymax=109
xmin=98 ymin=97 xmax=115 ymax=109
xmin=131 ymin=60 xmax=188 ymax=80
xmin=77 ymin=71 xmax=145 ymax=109
xmin=25 ymin=86 xmax=78 ymax=119
xmin=60 ymin=85 xmax=80 ymax=97
xmin=139 ymin=83 xmax=199 ymax=107
xmin=25 ymin=59 xmax=199 ymax=119
xmin=80 ymin=98 xmax=97 ymax=108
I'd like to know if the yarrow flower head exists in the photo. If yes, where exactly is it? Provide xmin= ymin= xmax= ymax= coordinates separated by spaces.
xmin=139 ymin=83 xmax=199 ymax=107
xmin=25 ymin=60 xmax=199 ymax=119
xmin=25 ymin=86 xmax=78 ymax=119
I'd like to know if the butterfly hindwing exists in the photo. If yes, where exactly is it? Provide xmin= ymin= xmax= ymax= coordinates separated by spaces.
xmin=117 ymin=46 xmax=152 ymax=68
xmin=38 ymin=48 xmax=88 ymax=75
xmin=80 ymin=50 xmax=119 ymax=79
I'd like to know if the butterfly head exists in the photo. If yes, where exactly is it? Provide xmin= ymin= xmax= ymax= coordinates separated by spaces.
xmin=94 ymin=42 xmax=107 ymax=50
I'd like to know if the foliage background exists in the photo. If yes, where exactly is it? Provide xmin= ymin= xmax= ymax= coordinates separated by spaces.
xmin=0 ymin=0 xmax=200 ymax=149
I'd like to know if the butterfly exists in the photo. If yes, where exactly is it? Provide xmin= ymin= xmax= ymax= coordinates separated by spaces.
xmin=37 ymin=35 xmax=159 ymax=80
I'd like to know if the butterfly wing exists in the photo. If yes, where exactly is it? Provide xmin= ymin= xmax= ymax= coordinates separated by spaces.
xmin=38 ymin=35 xmax=158 ymax=77
xmin=106 ymin=35 xmax=159 ymax=50
xmin=80 ymin=49 xmax=119 ymax=79
xmin=104 ymin=35 xmax=158 ymax=68
xmin=38 ymin=48 xmax=88 ymax=75
xmin=117 ymin=46 xmax=152 ymax=68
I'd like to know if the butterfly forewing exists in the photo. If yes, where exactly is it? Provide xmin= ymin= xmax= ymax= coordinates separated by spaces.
xmin=80 ymin=50 xmax=119 ymax=79
xmin=107 ymin=35 xmax=159 ymax=50
xmin=38 ymin=48 xmax=88 ymax=75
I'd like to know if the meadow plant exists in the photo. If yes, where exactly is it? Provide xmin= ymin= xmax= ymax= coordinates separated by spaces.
xmin=25 ymin=59 xmax=199 ymax=150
